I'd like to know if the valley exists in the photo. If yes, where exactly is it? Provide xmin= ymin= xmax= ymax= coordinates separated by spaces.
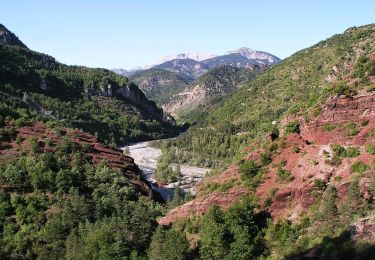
xmin=123 ymin=140 xmax=210 ymax=200
xmin=1 ymin=6 xmax=375 ymax=258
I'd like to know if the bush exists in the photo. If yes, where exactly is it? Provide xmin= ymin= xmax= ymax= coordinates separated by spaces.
xmin=276 ymin=169 xmax=294 ymax=182
xmin=284 ymin=121 xmax=300 ymax=135
xmin=325 ymin=155 xmax=342 ymax=166
xmin=333 ymin=81 xmax=356 ymax=97
xmin=238 ymin=160 xmax=264 ymax=189
xmin=314 ymin=179 xmax=327 ymax=191
xmin=346 ymin=122 xmax=359 ymax=136
xmin=345 ymin=147 xmax=360 ymax=157
xmin=260 ymin=152 xmax=272 ymax=166
xmin=292 ymin=146 xmax=300 ymax=153
xmin=350 ymin=161 xmax=368 ymax=174
xmin=331 ymin=144 xmax=346 ymax=157
xmin=323 ymin=124 xmax=336 ymax=131
xmin=365 ymin=144 xmax=375 ymax=155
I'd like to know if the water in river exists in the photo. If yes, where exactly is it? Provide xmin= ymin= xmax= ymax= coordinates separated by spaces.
xmin=122 ymin=141 xmax=210 ymax=201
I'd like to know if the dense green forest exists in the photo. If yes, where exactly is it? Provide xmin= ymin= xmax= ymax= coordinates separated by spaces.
xmin=0 ymin=42 xmax=179 ymax=146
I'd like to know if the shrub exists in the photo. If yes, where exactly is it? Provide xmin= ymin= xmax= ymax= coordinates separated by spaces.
xmin=365 ymin=144 xmax=375 ymax=155
xmin=276 ymin=169 xmax=294 ymax=183
xmin=284 ymin=121 xmax=300 ymax=135
xmin=346 ymin=122 xmax=359 ymax=136
xmin=331 ymin=144 xmax=346 ymax=157
xmin=260 ymin=152 xmax=272 ymax=166
xmin=350 ymin=161 xmax=368 ymax=174
xmin=333 ymin=81 xmax=356 ymax=97
xmin=28 ymin=137 xmax=40 ymax=153
xmin=314 ymin=179 xmax=327 ymax=191
xmin=323 ymin=124 xmax=336 ymax=131
xmin=325 ymin=155 xmax=342 ymax=166
xmin=218 ymin=181 xmax=235 ymax=193
xmin=345 ymin=147 xmax=360 ymax=157
xmin=292 ymin=146 xmax=300 ymax=153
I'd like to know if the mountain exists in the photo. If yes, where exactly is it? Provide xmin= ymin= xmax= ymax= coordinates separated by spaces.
xmin=159 ymin=52 xmax=216 ymax=63
xmin=129 ymin=68 xmax=193 ymax=105
xmin=150 ymin=47 xmax=280 ymax=79
xmin=121 ymin=48 xmax=279 ymax=117
xmin=157 ymin=24 xmax=375 ymax=257
xmin=114 ymin=47 xmax=280 ymax=79
xmin=0 ymin=24 xmax=168 ymax=258
xmin=0 ymin=24 xmax=178 ymax=145
xmin=0 ymin=24 xmax=28 ymax=49
xmin=162 ymin=64 xmax=264 ymax=117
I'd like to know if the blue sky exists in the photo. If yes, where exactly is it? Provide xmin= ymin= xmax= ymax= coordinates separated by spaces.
xmin=2 ymin=0 xmax=375 ymax=69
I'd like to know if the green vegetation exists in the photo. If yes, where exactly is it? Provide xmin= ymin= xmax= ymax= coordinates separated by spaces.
xmin=276 ymin=169 xmax=294 ymax=183
xmin=238 ymin=160 xmax=264 ymax=189
xmin=284 ymin=121 xmax=300 ymax=135
xmin=0 ymin=138 xmax=162 ymax=258
xmin=346 ymin=122 xmax=360 ymax=136
xmin=350 ymin=161 xmax=369 ymax=174
xmin=0 ymin=42 xmax=178 ymax=146
xmin=366 ymin=144 xmax=375 ymax=154
xmin=130 ymin=69 xmax=192 ymax=106
xmin=331 ymin=144 xmax=360 ymax=158
xmin=323 ymin=123 xmax=337 ymax=131
xmin=158 ymin=24 xmax=375 ymax=170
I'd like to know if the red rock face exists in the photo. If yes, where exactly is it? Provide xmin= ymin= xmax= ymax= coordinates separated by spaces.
xmin=159 ymin=94 xmax=375 ymax=225
xmin=0 ymin=122 xmax=154 ymax=197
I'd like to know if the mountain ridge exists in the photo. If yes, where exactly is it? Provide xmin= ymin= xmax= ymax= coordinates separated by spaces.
xmin=113 ymin=47 xmax=280 ymax=78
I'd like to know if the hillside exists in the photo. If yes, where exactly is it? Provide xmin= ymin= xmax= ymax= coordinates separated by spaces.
xmin=0 ymin=110 xmax=162 ymax=257
xmin=156 ymin=24 xmax=375 ymax=258
xmin=0 ymin=24 xmax=178 ymax=146
xmin=162 ymin=64 xmax=264 ymax=118
xmin=0 ymin=24 xmax=27 ymax=48
xmin=129 ymin=68 xmax=192 ymax=105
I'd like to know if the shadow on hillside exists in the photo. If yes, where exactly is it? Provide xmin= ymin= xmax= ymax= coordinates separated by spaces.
xmin=286 ymin=230 xmax=375 ymax=260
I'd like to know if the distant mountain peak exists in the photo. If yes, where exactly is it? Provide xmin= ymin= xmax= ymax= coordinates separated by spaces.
xmin=226 ymin=47 xmax=280 ymax=63
xmin=159 ymin=52 xmax=216 ymax=63
xmin=0 ymin=24 xmax=28 ymax=49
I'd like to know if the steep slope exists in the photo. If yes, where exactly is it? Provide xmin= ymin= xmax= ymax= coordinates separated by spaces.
xmin=0 ymin=24 xmax=178 ymax=145
xmin=159 ymin=23 xmax=375 ymax=227
xmin=162 ymin=65 xmax=264 ymax=117
xmin=0 ymin=24 xmax=28 ymax=49
xmin=0 ymin=109 xmax=162 ymax=257
xmin=158 ymin=25 xmax=375 ymax=256
xmin=158 ymin=24 xmax=375 ymax=169
xmin=129 ymin=69 xmax=192 ymax=105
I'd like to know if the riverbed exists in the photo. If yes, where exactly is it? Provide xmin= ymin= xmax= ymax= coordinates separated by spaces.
xmin=122 ymin=141 xmax=210 ymax=201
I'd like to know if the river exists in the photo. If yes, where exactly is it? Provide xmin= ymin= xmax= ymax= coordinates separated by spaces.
xmin=122 ymin=141 xmax=210 ymax=201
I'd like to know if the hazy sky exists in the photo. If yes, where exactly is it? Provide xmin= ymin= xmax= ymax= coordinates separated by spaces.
xmin=2 ymin=0 xmax=375 ymax=69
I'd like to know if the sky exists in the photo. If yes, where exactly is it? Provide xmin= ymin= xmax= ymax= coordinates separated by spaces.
xmin=2 ymin=0 xmax=375 ymax=69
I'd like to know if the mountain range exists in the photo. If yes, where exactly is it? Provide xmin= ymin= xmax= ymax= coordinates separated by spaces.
xmin=116 ymin=48 xmax=280 ymax=117
xmin=113 ymin=47 xmax=280 ymax=79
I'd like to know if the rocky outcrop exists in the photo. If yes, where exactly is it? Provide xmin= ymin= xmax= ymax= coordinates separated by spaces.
xmin=117 ymin=83 xmax=164 ymax=121
xmin=350 ymin=216 xmax=375 ymax=241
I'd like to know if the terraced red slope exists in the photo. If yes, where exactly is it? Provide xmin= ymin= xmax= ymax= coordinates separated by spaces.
xmin=0 ymin=122 xmax=155 ymax=197
xmin=159 ymin=93 xmax=375 ymax=225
